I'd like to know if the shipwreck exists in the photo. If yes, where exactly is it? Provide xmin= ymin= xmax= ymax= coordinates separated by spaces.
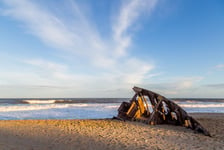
xmin=116 ymin=86 xmax=211 ymax=136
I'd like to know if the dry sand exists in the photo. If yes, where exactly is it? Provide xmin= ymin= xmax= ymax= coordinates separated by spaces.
xmin=0 ymin=113 xmax=223 ymax=150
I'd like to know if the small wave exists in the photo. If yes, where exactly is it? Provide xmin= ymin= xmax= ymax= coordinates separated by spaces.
xmin=179 ymin=103 xmax=224 ymax=108
xmin=0 ymin=103 xmax=106 ymax=112
xmin=22 ymin=100 xmax=57 ymax=104
xmin=105 ymin=105 xmax=120 ymax=109
xmin=0 ymin=104 xmax=70 ymax=112
xmin=55 ymin=100 xmax=73 ymax=103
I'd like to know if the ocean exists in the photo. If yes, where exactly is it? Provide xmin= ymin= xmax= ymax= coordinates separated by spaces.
xmin=0 ymin=98 xmax=224 ymax=120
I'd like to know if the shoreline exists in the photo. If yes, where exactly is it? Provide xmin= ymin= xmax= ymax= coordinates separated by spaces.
xmin=0 ymin=113 xmax=223 ymax=150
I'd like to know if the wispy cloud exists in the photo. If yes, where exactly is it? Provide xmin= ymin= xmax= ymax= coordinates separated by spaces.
xmin=215 ymin=64 xmax=224 ymax=70
xmin=144 ymin=76 xmax=203 ymax=96
xmin=24 ymin=59 xmax=67 ymax=72
xmin=113 ymin=0 xmax=158 ymax=57
xmin=1 ymin=0 xmax=159 ymax=96
xmin=23 ymin=59 xmax=76 ymax=81
xmin=1 ymin=0 xmax=99 ymax=55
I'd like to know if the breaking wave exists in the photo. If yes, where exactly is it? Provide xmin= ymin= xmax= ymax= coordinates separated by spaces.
xmin=0 ymin=99 xmax=223 ymax=120
xmin=22 ymin=100 xmax=57 ymax=104
xmin=3 ymin=98 xmax=126 ymax=104
xmin=0 ymin=104 xmax=69 ymax=112
xmin=179 ymin=103 xmax=224 ymax=108
xmin=0 ymin=103 xmax=119 ymax=112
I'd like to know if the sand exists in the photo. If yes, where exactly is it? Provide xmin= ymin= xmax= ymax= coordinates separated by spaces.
xmin=0 ymin=113 xmax=223 ymax=150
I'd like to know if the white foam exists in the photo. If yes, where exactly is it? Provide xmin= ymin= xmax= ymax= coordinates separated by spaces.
xmin=23 ymin=100 xmax=57 ymax=104
xmin=0 ymin=102 xmax=224 ymax=120
xmin=179 ymin=103 xmax=224 ymax=108
xmin=105 ymin=104 xmax=120 ymax=109
xmin=0 ymin=104 xmax=66 ymax=112
xmin=0 ymin=103 xmax=92 ymax=112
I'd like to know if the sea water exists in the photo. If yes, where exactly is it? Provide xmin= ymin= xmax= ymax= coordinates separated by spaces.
xmin=0 ymin=98 xmax=223 ymax=120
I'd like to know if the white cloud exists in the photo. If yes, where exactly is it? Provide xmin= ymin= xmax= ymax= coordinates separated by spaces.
xmin=24 ymin=59 xmax=67 ymax=72
xmin=144 ymin=76 xmax=204 ymax=96
xmin=215 ymin=64 xmax=224 ymax=69
xmin=2 ymin=0 xmax=75 ymax=49
xmin=113 ymin=0 xmax=158 ymax=57
xmin=173 ymin=77 xmax=203 ymax=90
xmin=1 ymin=0 xmax=159 ymax=97
xmin=117 ymin=58 xmax=154 ymax=84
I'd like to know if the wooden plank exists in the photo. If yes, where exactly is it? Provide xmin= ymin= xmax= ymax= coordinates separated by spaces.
xmin=147 ymin=97 xmax=163 ymax=124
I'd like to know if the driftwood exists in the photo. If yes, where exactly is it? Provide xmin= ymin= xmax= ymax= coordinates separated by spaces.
xmin=117 ymin=86 xmax=211 ymax=136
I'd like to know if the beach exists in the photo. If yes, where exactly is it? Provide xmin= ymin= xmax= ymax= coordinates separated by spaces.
xmin=0 ymin=113 xmax=223 ymax=150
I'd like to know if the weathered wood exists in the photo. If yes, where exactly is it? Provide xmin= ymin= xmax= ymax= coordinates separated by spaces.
xmin=117 ymin=86 xmax=211 ymax=137
xmin=147 ymin=98 xmax=163 ymax=124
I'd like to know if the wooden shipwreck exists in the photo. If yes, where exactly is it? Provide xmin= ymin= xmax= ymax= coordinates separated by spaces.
xmin=116 ymin=86 xmax=211 ymax=136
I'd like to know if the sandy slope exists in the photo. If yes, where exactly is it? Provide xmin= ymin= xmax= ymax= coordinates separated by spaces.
xmin=0 ymin=113 xmax=223 ymax=150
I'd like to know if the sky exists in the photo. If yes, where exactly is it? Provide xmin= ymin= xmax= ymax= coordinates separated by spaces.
xmin=0 ymin=0 xmax=224 ymax=98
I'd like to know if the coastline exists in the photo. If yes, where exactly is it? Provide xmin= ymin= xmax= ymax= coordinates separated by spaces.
xmin=0 ymin=113 xmax=223 ymax=150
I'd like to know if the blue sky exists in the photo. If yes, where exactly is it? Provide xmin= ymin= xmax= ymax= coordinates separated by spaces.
xmin=1 ymin=0 xmax=224 ymax=98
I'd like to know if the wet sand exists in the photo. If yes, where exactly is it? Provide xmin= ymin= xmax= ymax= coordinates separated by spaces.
xmin=0 ymin=113 xmax=223 ymax=150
